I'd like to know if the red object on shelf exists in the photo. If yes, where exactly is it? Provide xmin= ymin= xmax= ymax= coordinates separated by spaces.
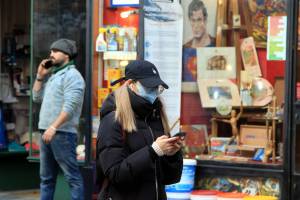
xmin=24 ymin=142 xmax=39 ymax=152
xmin=191 ymin=190 xmax=219 ymax=196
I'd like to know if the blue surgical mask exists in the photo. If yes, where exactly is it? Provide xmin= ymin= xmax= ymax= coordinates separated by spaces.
xmin=136 ymin=82 xmax=158 ymax=104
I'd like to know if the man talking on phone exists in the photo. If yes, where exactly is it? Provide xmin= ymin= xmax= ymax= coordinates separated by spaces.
xmin=32 ymin=38 xmax=85 ymax=200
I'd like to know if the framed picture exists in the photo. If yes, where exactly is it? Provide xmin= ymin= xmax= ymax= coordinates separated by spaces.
xmin=182 ymin=0 xmax=218 ymax=48
xmin=197 ymin=47 xmax=236 ymax=79
xmin=181 ymin=124 xmax=208 ymax=157
xmin=243 ymin=0 xmax=287 ymax=48
xmin=198 ymin=79 xmax=241 ymax=108
xmin=240 ymin=125 xmax=271 ymax=148
xmin=240 ymin=37 xmax=261 ymax=77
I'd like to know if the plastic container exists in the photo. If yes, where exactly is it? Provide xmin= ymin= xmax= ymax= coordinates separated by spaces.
xmin=243 ymin=196 xmax=277 ymax=200
xmin=217 ymin=193 xmax=247 ymax=200
xmin=190 ymin=190 xmax=218 ymax=200
xmin=166 ymin=159 xmax=197 ymax=199
xmin=95 ymin=28 xmax=107 ymax=52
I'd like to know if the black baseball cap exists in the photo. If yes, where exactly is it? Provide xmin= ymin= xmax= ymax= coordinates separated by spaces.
xmin=111 ymin=60 xmax=169 ymax=89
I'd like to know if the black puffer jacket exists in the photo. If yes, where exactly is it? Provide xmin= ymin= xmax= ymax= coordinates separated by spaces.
xmin=96 ymin=89 xmax=183 ymax=200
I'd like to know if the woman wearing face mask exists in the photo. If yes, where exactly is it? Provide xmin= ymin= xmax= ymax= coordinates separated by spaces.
xmin=96 ymin=60 xmax=183 ymax=200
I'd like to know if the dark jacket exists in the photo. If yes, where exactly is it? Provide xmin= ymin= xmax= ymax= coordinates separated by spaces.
xmin=96 ymin=89 xmax=183 ymax=200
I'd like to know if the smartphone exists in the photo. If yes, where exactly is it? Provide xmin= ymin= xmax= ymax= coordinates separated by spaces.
xmin=43 ymin=59 xmax=53 ymax=69
xmin=172 ymin=132 xmax=186 ymax=138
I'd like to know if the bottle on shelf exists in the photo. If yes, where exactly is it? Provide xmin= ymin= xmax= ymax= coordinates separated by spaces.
xmin=132 ymin=28 xmax=137 ymax=52
xmin=107 ymin=28 xmax=118 ymax=51
xmin=123 ymin=30 xmax=131 ymax=52
xmin=117 ymin=28 xmax=125 ymax=51
xmin=96 ymin=28 xmax=107 ymax=52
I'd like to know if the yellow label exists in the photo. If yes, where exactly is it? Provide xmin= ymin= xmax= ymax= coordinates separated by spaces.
xmin=107 ymin=68 xmax=122 ymax=90
xmin=98 ymin=88 xmax=110 ymax=108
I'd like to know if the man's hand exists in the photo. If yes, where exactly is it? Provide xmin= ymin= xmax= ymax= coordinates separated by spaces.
xmin=37 ymin=59 xmax=52 ymax=79
xmin=42 ymin=126 xmax=56 ymax=144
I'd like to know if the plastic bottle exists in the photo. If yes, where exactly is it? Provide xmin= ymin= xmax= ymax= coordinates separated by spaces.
xmin=117 ymin=28 xmax=125 ymax=51
xmin=123 ymin=30 xmax=131 ymax=52
xmin=107 ymin=28 xmax=118 ymax=51
xmin=132 ymin=28 xmax=137 ymax=52
xmin=95 ymin=28 xmax=107 ymax=52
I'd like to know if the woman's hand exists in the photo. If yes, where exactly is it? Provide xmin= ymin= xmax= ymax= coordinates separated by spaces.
xmin=165 ymin=138 xmax=183 ymax=156
xmin=153 ymin=135 xmax=183 ymax=156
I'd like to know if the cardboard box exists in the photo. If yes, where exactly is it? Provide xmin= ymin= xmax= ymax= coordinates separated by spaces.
xmin=240 ymin=125 xmax=270 ymax=148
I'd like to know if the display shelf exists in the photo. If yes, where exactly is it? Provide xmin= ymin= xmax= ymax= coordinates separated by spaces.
xmin=103 ymin=51 xmax=137 ymax=60
xmin=196 ymin=159 xmax=283 ymax=175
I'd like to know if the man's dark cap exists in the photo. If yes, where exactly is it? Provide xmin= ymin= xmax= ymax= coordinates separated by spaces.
xmin=50 ymin=38 xmax=78 ymax=59
xmin=111 ymin=60 xmax=169 ymax=89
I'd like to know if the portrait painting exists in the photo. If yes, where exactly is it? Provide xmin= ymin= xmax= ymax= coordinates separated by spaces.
xmin=181 ymin=0 xmax=218 ymax=90
xmin=182 ymin=0 xmax=218 ymax=48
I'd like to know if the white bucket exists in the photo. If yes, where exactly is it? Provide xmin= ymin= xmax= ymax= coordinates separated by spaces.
xmin=166 ymin=159 xmax=197 ymax=200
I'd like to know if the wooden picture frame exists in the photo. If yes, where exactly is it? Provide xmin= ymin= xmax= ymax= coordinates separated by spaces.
xmin=197 ymin=79 xmax=241 ymax=108
xmin=240 ymin=125 xmax=271 ymax=148
xmin=197 ymin=47 xmax=236 ymax=79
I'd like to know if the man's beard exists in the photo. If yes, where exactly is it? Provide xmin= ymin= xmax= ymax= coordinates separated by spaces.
xmin=51 ymin=58 xmax=65 ymax=66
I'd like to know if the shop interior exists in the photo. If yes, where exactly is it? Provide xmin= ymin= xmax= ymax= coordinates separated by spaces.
xmin=0 ymin=0 xmax=40 ymax=191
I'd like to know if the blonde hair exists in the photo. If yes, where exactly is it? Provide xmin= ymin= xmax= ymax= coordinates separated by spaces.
xmin=114 ymin=81 xmax=170 ymax=135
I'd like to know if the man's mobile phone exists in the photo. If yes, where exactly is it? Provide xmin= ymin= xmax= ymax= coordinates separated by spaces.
xmin=43 ymin=59 xmax=53 ymax=69
xmin=172 ymin=132 xmax=186 ymax=138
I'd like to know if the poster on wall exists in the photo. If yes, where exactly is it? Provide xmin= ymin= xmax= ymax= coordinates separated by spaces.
xmin=181 ymin=0 xmax=218 ymax=90
xmin=267 ymin=16 xmax=287 ymax=61
xmin=144 ymin=0 xmax=183 ymax=134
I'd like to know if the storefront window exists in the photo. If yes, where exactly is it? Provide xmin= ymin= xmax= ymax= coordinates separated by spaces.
xmin=30 ymin=0 xmax=86 ymax=158
xmin=180 ymin=0 xmax=287 ymax=166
